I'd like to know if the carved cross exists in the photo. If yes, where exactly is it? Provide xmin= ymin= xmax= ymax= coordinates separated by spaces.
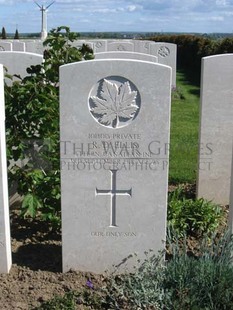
xmin=95 ymin=170 xmax=132 ymax=227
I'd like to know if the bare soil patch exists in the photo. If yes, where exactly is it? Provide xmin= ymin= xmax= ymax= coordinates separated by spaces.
xmin=1 ymin=209 xmax=103 ymax=310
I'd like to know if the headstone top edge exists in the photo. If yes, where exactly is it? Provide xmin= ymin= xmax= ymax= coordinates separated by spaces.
xmin=59 ymin=59 xmax=172 ymax=70
xmin=202 ymin=53 xmax=233 ymax=61
xmin=0 ymin=51 xmax=43 ymax=57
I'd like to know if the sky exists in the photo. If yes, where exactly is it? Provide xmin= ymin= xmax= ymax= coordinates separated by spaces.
xmin=1 ymin=0 xmax=233 ymax=34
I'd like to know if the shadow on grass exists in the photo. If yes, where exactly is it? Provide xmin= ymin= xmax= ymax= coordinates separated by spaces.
xmin=177 ymin=66 xmax=201 ymax=88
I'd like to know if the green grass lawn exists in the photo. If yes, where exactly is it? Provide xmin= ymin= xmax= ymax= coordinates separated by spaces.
xmin=169 ymin=70 xmax=200 ymax=184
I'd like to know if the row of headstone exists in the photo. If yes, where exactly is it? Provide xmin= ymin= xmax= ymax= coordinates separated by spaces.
xmin=1 ymin=50 xmax=233 ymax=274
xmin=0 ymin=64 xmax=12 ymax=273
xmin=0 ymin=39 xmax=177 ymax=87
xmin=72 ymin=40 xmax=176 ymax=87
xmin=0 ymin=40 xmax=44 ymax=55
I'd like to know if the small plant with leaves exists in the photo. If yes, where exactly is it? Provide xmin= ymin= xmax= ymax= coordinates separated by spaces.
xmin=167 ymin=186 xmax=224 ymax=237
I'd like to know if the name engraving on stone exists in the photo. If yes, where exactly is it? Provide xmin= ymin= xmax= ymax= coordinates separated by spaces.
xmin=61 ymin=140 xmax=170 ymax=157
xmin=61 ymin=139 xmax=169 ymax=171
xmin=96 ymin=169 xmax=132 ymax=227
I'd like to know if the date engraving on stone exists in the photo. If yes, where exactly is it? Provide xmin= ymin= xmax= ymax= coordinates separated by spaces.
xmin=95 ymin=169 xmax=132 ymax=227
xmin=158 ymin=46 xmax=170 ymax=58
xmin=89 ymin=76 xmax=141 ymax=129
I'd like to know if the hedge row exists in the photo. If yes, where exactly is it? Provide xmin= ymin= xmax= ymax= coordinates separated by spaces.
xmin=148 ymin=35 xmax=233 ymax=79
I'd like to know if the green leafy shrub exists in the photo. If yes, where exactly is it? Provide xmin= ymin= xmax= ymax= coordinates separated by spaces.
xmin=5 ymin=26 xmax=94 ymax=229
xmin=167 ymin=187 xmax=224 ymax=237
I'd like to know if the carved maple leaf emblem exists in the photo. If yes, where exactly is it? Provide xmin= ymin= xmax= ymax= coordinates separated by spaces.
xmin=90 ymin=79 xmax=139 ymax=128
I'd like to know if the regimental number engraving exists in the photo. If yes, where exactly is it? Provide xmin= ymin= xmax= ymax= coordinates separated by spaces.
xmin=158 ymin=46 xmax=170 ymax=58
xmin=89 ymin=76 xmax=141 ymax=128
xmin=95 ymin=170 xmax=132 ymax=227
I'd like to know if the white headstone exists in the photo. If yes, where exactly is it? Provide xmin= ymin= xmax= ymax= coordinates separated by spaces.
xmin=60 ymin=59 xmax=171 ymax=273
xmin=0 ymin=52 xmax=43 ymax=83
xmin=24 ymin=40 xmax=44 ymax=55
xmin=107 ymin=41 xmax=134 ymax=52
xmin=150 ymin=42 xmax=177 ymax=88
xmin=12 ymin=41 xmax=26 ymax=52
xmin=0 ymin=64 xmax=12 ymax=273
xmin=133 ymin=40 xmax=152 ymax=54
xmin=0 ymin=42 xmax=12 ymax=52
xmin=197 ymin=54 xmax=233 ymax=205
xmin=95 ymin=51 xmax=158 ymax=63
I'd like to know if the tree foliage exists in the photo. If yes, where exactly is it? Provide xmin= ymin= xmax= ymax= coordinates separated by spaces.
xmin=14 ymin=29 xmax=19 ymax=39
xmin=1 ymin=27 xmax=7 ymax=39
xmin=5 ymin=26 xmax=94 ymax=229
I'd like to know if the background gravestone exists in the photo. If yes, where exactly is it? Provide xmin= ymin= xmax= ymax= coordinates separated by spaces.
xmin=150 ymin=42 xmax=177 ymax=88
xmin=197 ymin=54 xmax=233 ymax=205
xmin=60 ymin=59 xmax=171 ymax=273
xmin=107 ymin=41 xmax=134 ymax=52
xmin=0 ymin=64 xmax=12 ymax=273
xmin=95 ymin=51 xmax=158 ymax=62
xmin=0 ymin=52 xmax=43 ymax=84
xmin=12 ymin=41 xmax=25 ymax=52
xmin=0 ymin=42 xmax=12 ymax=52
xmin=24 ymin=40 xmax=44 ymax=55
xmin=133 ymin=40 xmax=153 ymax=54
